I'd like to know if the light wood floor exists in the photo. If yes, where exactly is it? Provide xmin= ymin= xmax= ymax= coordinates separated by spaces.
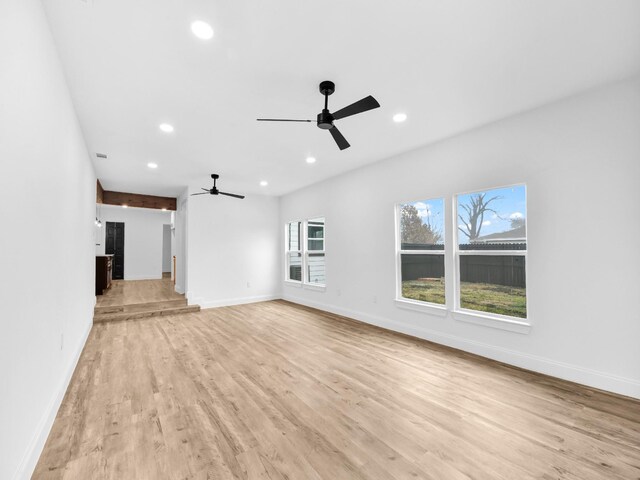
xmin=96 ymin=278 xmax=184 ymax=307
xmin=34 ymin=301 xmax=640 ymax=479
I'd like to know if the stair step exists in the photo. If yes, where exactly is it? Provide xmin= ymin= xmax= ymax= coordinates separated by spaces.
xmin=93 ymin=304 xmax=200 ymax=323
xmin=94 ymin=299 xmax=187 ymax=315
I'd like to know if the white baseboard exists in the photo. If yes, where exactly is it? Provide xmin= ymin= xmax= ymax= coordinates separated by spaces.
xmin=13 ymin=319 xmax=93 ymax=480
xmin=283 ymin=294 xmax=640 ymax=400
xmin=196 ymin=294 xmax=280 ymax=309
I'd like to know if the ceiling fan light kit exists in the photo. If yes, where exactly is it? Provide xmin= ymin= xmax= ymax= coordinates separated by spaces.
xmin=257 ymin=80 xmax=380 ymax=150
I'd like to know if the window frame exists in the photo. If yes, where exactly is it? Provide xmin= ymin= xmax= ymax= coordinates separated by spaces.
xmin=305 ymin=218 xmax=326 ymax=286
xmin=452 ymin=184 xmax=529 ymax=326
xmin=395 ymin=199 xmax=448 ymax=314
xmin=284 ymin=221 xmax=302 ymax=283
xmin=393 ymin=184 xmax=531 ymax=333
xmin=284 ymin=216 xmax=326 ymax=289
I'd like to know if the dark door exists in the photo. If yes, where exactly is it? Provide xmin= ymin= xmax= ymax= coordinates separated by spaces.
xmin=105 ymin=222 xmax=125 ymax=280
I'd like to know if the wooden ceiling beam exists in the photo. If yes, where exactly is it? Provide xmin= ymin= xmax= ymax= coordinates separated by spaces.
xmin=96 ymin=180 xmax=104 ymax=204
xmin=101 ymin=190 xmax=177 ymax=211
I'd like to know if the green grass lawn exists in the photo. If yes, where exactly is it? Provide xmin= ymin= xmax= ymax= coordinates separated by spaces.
xmin=402 ymin=279 xmax=445 ymax=305
xmin=402 ymin=279 xmax=527 ymax=318
xmin=459 ymin=282 xmax=526 ymax=318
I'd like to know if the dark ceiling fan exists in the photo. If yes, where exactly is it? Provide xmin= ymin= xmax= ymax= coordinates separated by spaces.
xmin=257 ymin=80 xmax=380 ymax=150
xmin=191 ymin=174 xmax=245 ymax=199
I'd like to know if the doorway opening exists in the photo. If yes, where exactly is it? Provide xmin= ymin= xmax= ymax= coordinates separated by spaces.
xmin=162 ymin=224 xmax=172 ymax=279
xmin=105 ymin=221 xmax=125 ymax=280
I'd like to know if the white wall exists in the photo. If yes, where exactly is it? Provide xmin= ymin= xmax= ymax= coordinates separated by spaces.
xmin=187 ymin=192 xmax=281 ymax=308
xmin=174 ymin=191 xmax=188 ymax=294
xmin=280 ymin=77 xmax=640 ymax=399
xmin=95 ymin=205 xmax=172 ymax=280
xmin=0 ymin=1 xmax=97 ymax=478
xmin=162 ymin=224 xmax=172 ymax=273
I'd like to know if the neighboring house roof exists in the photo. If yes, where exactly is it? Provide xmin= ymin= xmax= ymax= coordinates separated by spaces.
xmin=475 ymin=225 xmax=526 ymax=243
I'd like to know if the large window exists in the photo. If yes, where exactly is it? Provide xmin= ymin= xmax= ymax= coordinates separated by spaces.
xmin=397 ymin=199 xmax=445 ymax=305
xmin=456 ymin=185 xmax=527 ymax=318
xmin=395 ymin=184 xmax=528 ymax=323
xmin=285 ymin=217 xmax=325 ymax=287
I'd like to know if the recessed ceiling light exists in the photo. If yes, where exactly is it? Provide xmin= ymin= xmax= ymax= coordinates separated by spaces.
xmin=191 ymin=21 xmax=214 ymax=40
xmin=161 ymin=208 xmax=167 ymax=211
xmin=147 ymin=162 xmax=158 ymax=169
xmin=306 ymin=156 xmax=316 ymax=164
xmin=122 ymin=204 xmax=128 ymax=209
xmin=159 ymin=123 xmax=174 ymax=133
xmin=393 ymin=113 xmax=407 ymax=123
xmin=260 ymin=180 xmax=268 ymax=187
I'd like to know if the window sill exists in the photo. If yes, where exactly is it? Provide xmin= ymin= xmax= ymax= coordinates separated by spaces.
xmin=394 ymin=298 xmax=448 ymax=317
xmin=452 ymin=309 xmax=531 ymax=334
xmin=284 ymin=280 xmax=303 ymax=288
xmin=304 ymin=283 xmax=326 ymax=292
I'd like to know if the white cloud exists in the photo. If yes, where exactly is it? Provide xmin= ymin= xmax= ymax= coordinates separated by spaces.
xmin=414 ymin=202 xmax=433 ymax=217
xmin=482 ymin=220 xmax=491 ymax=226
xmin=510 ymin=212 xmax=523 ymax=219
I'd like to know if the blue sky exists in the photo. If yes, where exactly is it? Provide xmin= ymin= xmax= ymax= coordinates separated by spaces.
xmin=404 ymin=184 xmax=527 ymax=243
xmin=457 ymin=185 xmax=526 ymax=240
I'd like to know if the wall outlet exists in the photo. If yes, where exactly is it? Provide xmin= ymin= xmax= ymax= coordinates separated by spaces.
xmin=337 ymin=288 xmax=342 ymax=297
xmin=60 ymin=333 xmax=64 ymax=351
xmin=373 ymin=295 xmax=377 ymax=304
xmin=246 ymin=281 xmax=251 ymax=288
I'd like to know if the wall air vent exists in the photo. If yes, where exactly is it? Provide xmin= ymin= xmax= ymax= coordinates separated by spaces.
xmin=96 ymin=153 xmax=107 ymax=159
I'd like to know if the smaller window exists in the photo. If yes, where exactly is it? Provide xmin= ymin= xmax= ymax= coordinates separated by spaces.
xmin=285 ymin=221 xmax=302 ymax=282
xmin=306 ymin=218 xmax=325 ymax=285
xmin=397 ymin=199 xmax=445 ymax=305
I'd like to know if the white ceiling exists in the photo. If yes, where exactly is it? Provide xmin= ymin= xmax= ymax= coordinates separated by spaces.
xmin=42 ymin=0 xmax=640 ymax=197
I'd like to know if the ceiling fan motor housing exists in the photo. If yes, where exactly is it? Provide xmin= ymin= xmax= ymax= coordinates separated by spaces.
xmin=317 ymin=110 xmax=334 ymax=129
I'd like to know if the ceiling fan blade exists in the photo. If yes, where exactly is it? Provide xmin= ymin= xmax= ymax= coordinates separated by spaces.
xmin=332 ymin=95 xmax=380 ymax=120
xmin=219 ymin=191 xmax=245 ymax=199
xmin=257 ymin=118 xmax=313 ymax=122
xmin=190 ymin=192 xmax=209 ymax=196
xmin=329 ymin=126 xmax=350 ymax=150
xmin=201 ymin=187 xmax=210 ymax=191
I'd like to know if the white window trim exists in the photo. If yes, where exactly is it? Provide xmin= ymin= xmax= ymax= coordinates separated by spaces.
xmin=284 ymin=217 xmax=326 ymax=289
xmin=304 ymin=217 xmax=326 ymax=288
xmin=395 ymin=202 xmax=447 ymax=310
xmin=284 ymin=221 xmax=303 ymax=284
xmin=393 ymin=187 xmax=531 ymax=334
xmin=452 ymin=187 xmax=530 ymax=329
xmin=394 ymin=298 xmax=448 ymax=316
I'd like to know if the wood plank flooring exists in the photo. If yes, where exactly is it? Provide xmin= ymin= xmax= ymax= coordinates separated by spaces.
xmin=34 ymin=300 xmax=640 ymax=479
xmin=96 ymin=278 xmax=185 ymax=307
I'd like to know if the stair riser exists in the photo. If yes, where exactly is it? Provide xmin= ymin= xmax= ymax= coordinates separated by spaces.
xmin=94 ymin=299 xmax=187 ymax=315
xmin=94 ymin=306 xmax=200 ymax=324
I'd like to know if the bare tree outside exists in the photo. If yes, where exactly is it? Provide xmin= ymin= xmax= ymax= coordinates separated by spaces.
xmin=457 ymin=193 xmax=502 ymax=242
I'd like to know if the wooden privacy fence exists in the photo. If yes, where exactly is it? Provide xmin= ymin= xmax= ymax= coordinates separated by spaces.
xmin=401 ymin=255 xmax=445 ymax=281
xmin=401 ymin=243 xmax=526 ymax=288
xmin=459 ymin=255 xmax=526 ymax=287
